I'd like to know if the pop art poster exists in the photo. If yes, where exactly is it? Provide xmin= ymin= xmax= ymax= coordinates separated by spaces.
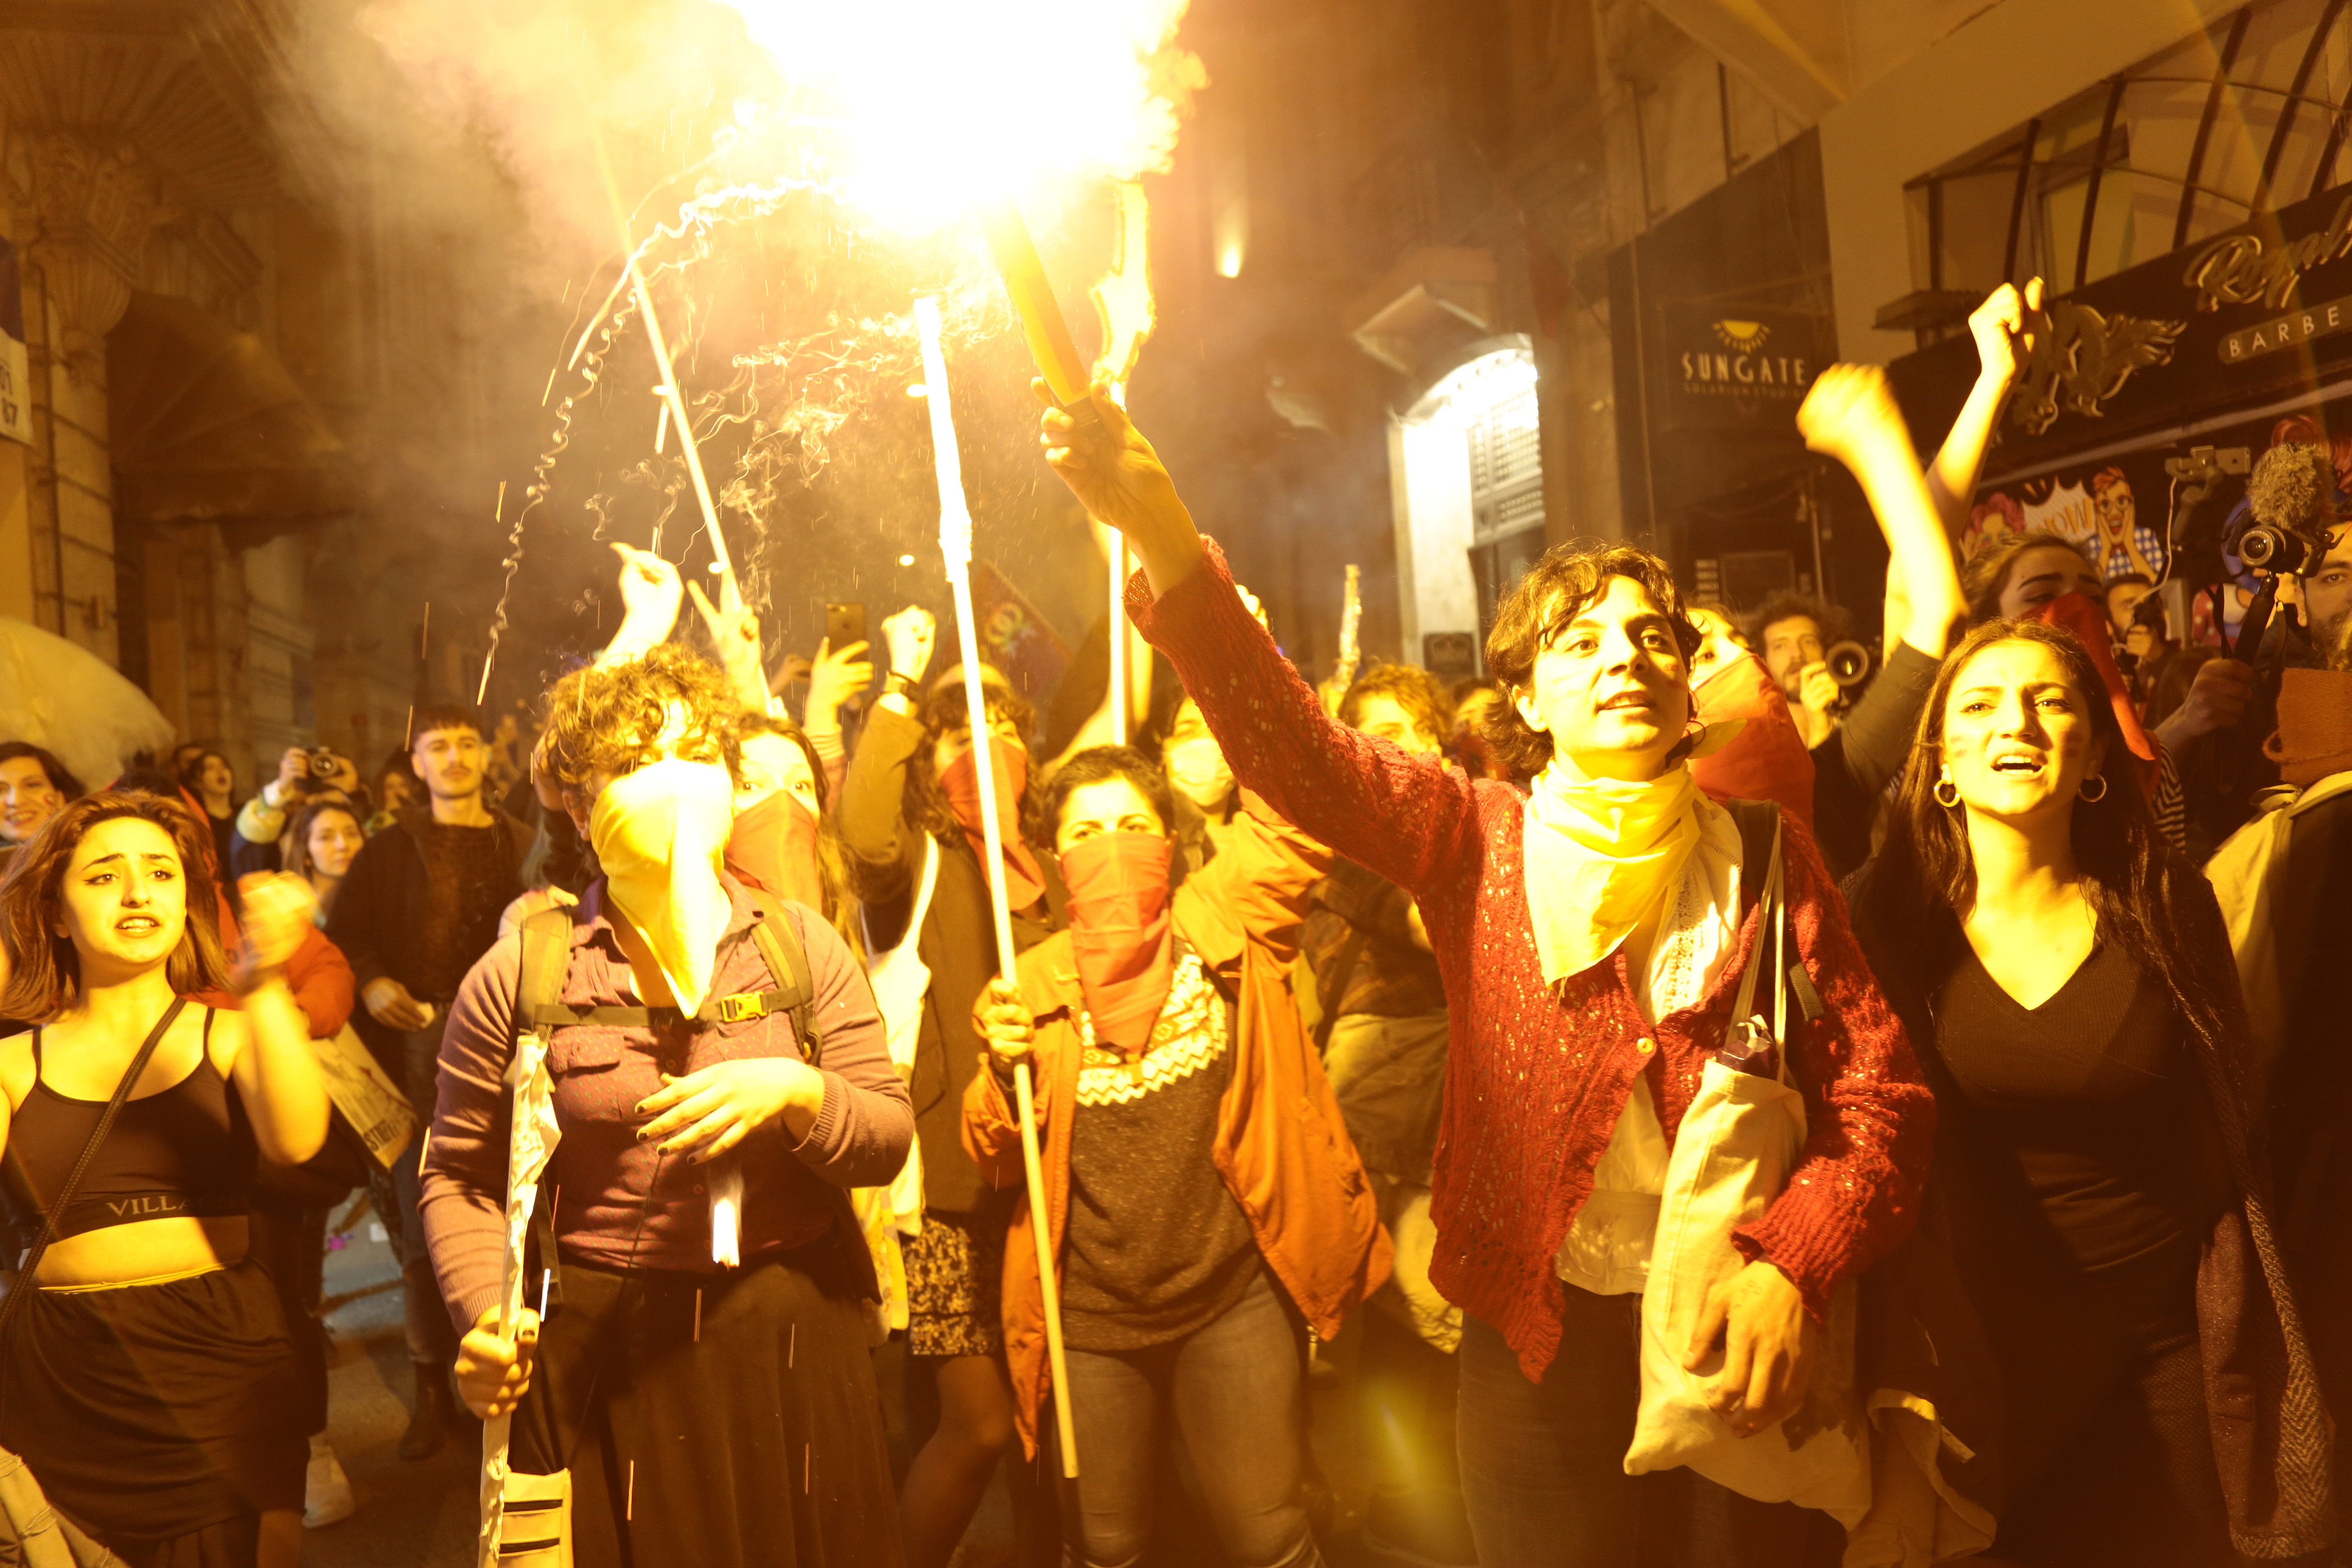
xmin=1966 ymin=404 xmax=2351 ymax=649
xmin=1965 ymin=462 xmax=2169 ymax=584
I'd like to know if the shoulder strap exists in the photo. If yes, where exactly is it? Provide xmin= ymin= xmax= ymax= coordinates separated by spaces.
xmin=1312 ymin=927 xmax=1372 ymax=1054
xmin=748 ymin=909 xmax=823 ymax=1068
xmin=1726 ymin=815 xmax=1786 ymax=1048
xmin=0 ymin=997 xmax=189 ymax=1346
xmin=517 ymin=907 xmax=576 ymax=1024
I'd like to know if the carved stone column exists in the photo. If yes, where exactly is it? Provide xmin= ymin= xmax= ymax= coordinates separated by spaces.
xmin=24 ymin=135 xmax=168 ymax=380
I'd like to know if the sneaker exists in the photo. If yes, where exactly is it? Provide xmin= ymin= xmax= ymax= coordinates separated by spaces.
xmin=304 ymin=1433 xmax=356 ymax=1528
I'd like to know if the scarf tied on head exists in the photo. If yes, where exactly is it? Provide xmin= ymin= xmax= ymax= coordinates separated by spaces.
xmin=1522 ymin=762 xmax=1703 ymax=986
xmin=1060 ymin=832 xmax=1176 ymax=1052
xmin=939 ymin=738 xmax=1047 ymax=911
xmin=591 ymin=757 xmax=737 ymax=1016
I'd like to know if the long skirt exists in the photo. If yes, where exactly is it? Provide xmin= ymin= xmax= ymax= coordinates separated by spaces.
xmin=0 ymin=1257 xmax=305 ymax=1568
xmin=511 ymin=1232 xmax=903 ymax=1568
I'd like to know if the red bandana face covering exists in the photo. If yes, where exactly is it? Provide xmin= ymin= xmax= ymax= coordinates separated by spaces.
xmin=724 ymin=788 xmax=823 ymax=913
xmin=1059 ymin=831 xmax=1176 ymax=1052
xmin=939 ymin=738 xmax=1047 ymax=911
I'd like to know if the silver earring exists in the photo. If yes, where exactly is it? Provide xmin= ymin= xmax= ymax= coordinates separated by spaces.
xmin=1933 ymin=778 xmax=1960 ymax=808
xmin=2079 ymin=774 xmax=2109 ymax=803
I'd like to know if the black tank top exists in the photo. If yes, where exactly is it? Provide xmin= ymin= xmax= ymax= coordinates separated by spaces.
xmin=0 ymin=1010 xmax=257 ymax=1246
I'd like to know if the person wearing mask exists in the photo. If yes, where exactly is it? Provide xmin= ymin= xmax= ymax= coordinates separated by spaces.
xmin=1035 ymin=385 xmax=1933 ymax=1565
xmin=325 ymin=700 xmax=534 ymax=1459
xmin=0 ymin=791 xmax=330 ymax=1567
xmin=967 ymin=746 xmax=1385 ymax=1568
xmin=838 ymin=604 xmax=1058 ymax=1568
xmin=422 ymin=643 xmax=910 ymax=1567
xmin=178 ymin=748 xmax=241 ymax=873
xmin=0 ymin=742 xmax=82 ymax=867
xmin=1843 ymin=619 xmax=2331 ymax=1564
xmin=1312 ymin=665 xmax=1474 ymax=1565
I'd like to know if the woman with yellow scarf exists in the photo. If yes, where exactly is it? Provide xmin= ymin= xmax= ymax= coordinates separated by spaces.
xmin=1030 ymin=383 xmax=1935 ymax=1567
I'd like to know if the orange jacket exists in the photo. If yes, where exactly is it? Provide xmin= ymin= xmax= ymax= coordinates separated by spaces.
xmin=962 ymin=803 xmax=1392 ymax=1458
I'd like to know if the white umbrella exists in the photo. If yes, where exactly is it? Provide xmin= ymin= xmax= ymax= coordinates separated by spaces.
xmin=0 ymin=616 xmax=177 ymax=790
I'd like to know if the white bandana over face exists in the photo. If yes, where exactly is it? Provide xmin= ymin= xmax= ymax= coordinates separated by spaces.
xmin=590 ymin=758 xmax=737 ymax=1016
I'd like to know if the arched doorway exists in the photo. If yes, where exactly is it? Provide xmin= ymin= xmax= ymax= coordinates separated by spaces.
xmin=1387 ymin=337 xmax=1544 ymax=680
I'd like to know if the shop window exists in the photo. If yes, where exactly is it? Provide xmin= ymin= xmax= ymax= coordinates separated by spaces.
xmin=1891 ymin=0 xmax=2352 ymax=337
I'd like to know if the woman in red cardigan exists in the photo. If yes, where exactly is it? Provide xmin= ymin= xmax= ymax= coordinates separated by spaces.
xmin=1031 ymin=388 xmax=1934 ymax=1565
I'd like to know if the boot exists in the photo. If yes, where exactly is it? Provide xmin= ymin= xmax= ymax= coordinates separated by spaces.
xmin=398 ymin=1360 xmax=453 ymax=1461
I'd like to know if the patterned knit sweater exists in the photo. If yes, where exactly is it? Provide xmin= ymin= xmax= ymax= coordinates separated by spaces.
xmin=1132 ymin=540 xmax=1936 ymax=1378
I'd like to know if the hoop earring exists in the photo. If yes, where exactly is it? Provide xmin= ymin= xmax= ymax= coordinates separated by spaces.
xmin=1933 ymin=779 xmax=1960 ymax=809
xmin=2079 ymin=774 xmax=2109 ymax=803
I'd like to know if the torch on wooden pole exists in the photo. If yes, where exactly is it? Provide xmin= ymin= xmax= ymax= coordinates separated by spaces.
xmin=913 ymin=296 xmax=1080 ymax=1480
xmin=978 ymin=196 xmax=1100 ymax=433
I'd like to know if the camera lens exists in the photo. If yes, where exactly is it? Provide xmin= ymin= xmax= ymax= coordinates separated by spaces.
xmin=1825 ymin=640 xmax=1873 ymax=689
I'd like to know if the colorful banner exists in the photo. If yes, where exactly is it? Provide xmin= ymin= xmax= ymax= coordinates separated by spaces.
xmin=969 ymin=559 xmax=1072 ymax=700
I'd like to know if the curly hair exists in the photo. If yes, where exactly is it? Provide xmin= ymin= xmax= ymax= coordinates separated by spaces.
xmin=1024 ymin=745 xmax=1175 ymax=851
xmin=1339 ymin=664 xmax=1452 ymax=747
xmin=0 ymin=790 xmax=230 ymax=1020
xmin=536 ymin=644 xmax=742 ymax=793
xmin=1479 ymin=540 xmax=1701 ymax=780
xmin=1744 ymin=594 xmax=1847 ymax=655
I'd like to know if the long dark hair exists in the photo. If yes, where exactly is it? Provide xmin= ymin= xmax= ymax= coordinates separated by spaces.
xmin=0 ymin=790 xmax=230 ymax=1020
xmin=1865 ymin=619 xmax=2252 ymax=1120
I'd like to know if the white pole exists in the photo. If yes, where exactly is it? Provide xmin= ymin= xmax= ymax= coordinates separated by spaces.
xmin=914 ymin=297 xmax=1079 ymax=1479
xmin=1107 ymin=536 xmax=1128 ymax=747
xmin=625 ymin=254 xmax=735 ymax=584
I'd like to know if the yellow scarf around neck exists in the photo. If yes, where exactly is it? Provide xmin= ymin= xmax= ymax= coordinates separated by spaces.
xmin=1522 ymin=762 xmax=1703 ymax=985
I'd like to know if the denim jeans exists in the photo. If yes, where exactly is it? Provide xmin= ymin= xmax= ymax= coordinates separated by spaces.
xmin=1456 ymin=1287 xmax=1839 ymax=1568
xmin=1057 ymin=1272 xmax=1322 ymax=1568
xmin=394 ymin=1016 xmax=458 ymax=1365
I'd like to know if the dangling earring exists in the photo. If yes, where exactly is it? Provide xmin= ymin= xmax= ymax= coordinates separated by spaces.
xmin=2079 ymin=774 xmax=2109 ymax=803
xmin=1933 ymin=778 xmax=1960 ymax=808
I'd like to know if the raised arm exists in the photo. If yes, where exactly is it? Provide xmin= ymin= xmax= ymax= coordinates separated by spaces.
xmin=1925 ymin=280 xmax=2037 ymax=543
xmin=1038 ymin=386 xmax=1480 ymax=896
xmin=1799 ymin=364 xmax=1964 ymax=663
xmin=219 ymin=873 xmax=333 ymax=1166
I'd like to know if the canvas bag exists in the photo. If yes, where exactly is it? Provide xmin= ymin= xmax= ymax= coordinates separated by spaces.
xmin=1622 ymin=817 xmax=1872 ymax=1526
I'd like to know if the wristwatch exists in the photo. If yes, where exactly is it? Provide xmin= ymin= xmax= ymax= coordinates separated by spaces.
xmin=885 ymin=671 xmax=923 ymax=702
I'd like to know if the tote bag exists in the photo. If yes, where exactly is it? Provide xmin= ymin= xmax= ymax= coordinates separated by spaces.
xmin=1622 ymin=824 xmax=1871 ymax=1526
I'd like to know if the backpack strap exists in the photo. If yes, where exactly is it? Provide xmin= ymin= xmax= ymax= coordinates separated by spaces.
xmin=747 ymin=907 xmax=823 ymax=1068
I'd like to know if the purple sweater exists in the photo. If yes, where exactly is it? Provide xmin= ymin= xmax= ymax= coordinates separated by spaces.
xmin=419 ymin=876 xmax=911 ymax=1329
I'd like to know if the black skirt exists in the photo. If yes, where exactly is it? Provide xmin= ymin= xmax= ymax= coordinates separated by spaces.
xmin=0 ymin=1257 xmax=304 ymax=1567
xmin=512 ymin=1231 xmax=902 ymax=1568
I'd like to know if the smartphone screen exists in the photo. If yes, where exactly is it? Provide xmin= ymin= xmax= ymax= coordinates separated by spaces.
xmin=824 ymin=601 xmax=868 ymax=652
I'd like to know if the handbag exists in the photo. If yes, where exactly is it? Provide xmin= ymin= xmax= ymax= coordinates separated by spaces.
xmin=1621 ymin=817 xmax=1873 ymax=1526
xmin=0 ymin=997 xmax=194 ymax=1567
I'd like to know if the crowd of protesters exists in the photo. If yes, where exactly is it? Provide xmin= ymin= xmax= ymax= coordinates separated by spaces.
xmin=0 ymin=270 xmax=2347 ymax=1568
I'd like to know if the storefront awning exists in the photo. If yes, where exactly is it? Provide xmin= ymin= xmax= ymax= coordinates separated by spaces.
xmin=106 ymin=290 xmax=359 ymax=529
